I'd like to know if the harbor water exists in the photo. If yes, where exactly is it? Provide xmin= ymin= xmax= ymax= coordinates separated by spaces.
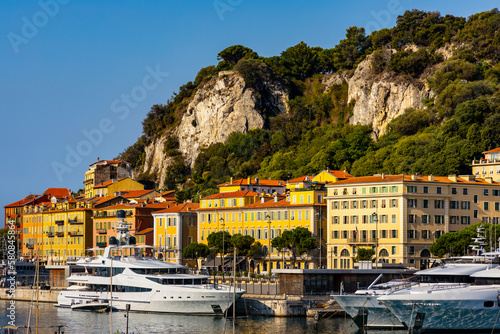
xmin=0 ymin=299 xmax=394 ymax=334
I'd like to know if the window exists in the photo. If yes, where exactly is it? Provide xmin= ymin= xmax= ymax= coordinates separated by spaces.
xmin=423 ymin=186 xmax=428 ymax=194
xmin=452 ymin=187 xmax=457 ymax=195
xmin=408 ymin=214 xmax=417 ymax=224
xmin=450 ymin=201 xmax=458 ymax=209
xmin=352 ymin=201 xmax=357 ymax=209
xmin=484 ymin=202 xmax=489 ymax=211
xmin=352 ymin=216 xmax=358 ymax=224
xmin=408 ymin=199 xmax=417 ymax=208
xmin=422 ymin=230 xmax=428 ymax=239
xmin=391 ymin=199 xmax=397 ymax=208
xmin=434 ymin=215 xmax=444 ymax=224
xmin=435 ymin=230 xmax=443 ymax=238
xmin=484 ymin=189 xmax=489 ymax=196
xmin=381 ymin=199 xmax=386 ymax=208
xmin=391 ymin=230 xmax=397 ymax=238
xmin=332 ymin=231 xmax=338 ymax=239
xmin=391 ymin=214 xmax=396 ymax=223
xmin=407 ymin=186 xmax=417 ymax=193
xmin=362 ymin=200 xmax=367 ymax=208
xmin=381 ymin=230 xmax=387 ymax=238
xmin=422 ymin=215 xmax=429 ymax=224
xmin=409 ymin=246 xmax=415 ymax=255
xmin=461 ymin=216 xmax=470 ymax=225
xmin=332 ymin=216 xmax=339 ymax=224
xmin=408 ymin=230 xmax=415 ymax=239
xmin=342 ymin=230 xmax=348 ymax=239
xmin=343 ymin=201 xmax=348 ymax=209
xmin=496 ymin=202 xmax=500 ymax=211
xmin=474 ymin=195 xmax=479 ymax=204
xmin=343 ymin=216 xmax=349 ymax=224
xmin=437 ymin=187 xmax=442 ymax=194
xmin=423 ymin=199 xmax=429 ymax=208
xmin=463 ymin=188 xmax=468 ymax=195
xmin=461 ymin=201 xmax=470 ymax=210
xmin=332 ymin=201 xmax=338 ymax=210
xmin=434 ymin=200 xmax=444 ymax=209
xmin=450 ymin=216 xmax=459 ymax=224
xmin=371 ymin=200 xmax=377 ymax=208
xmin=391 ymin=246 xmax=396 ymax=255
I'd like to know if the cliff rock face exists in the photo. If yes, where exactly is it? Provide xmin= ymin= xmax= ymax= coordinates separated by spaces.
xmin=142 ymin=71 xmax=289 ymax=185
xmin=323 ymin=50 xmax=435 ymax=139
xmin=177 ymin=71 xmax=288 ymax=167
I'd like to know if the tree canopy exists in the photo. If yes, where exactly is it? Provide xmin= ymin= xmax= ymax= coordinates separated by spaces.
xmin=271 ymin=227 xmax=316 ymax=267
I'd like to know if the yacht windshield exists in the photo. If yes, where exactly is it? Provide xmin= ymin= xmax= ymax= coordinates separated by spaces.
xmin=130 ymin=268 xmax=186 ymax=275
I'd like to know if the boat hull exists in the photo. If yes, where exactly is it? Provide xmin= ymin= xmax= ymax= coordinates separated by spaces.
xmin=332 ymin=294 xmax=404 ymax=329
xmin=380 ymin=285 xmax=500 ymax=331
xmin=57 ymin=287 xmax=245 ymax=315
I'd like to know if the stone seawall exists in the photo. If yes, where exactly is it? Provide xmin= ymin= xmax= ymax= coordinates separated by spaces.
xmin=0 ymin=287 xmax=61 ymax=303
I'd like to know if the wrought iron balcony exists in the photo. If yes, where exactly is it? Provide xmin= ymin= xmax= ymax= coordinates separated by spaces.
xmin=97 ymin=229 xmax=107 ymax=235
xmin=56 ymin=231 xmax=64 ymax=237
xmin=55 ymin=220 xmax=64 ymax=225
xmin=46 ymin=231 xmax=54 ymax=237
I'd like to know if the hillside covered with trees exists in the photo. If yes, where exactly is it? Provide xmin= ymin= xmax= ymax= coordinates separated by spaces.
xmin=118 ymin=9 xmax=500 ymax=202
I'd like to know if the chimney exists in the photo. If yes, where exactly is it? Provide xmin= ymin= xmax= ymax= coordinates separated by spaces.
xmin=485 ymin=177 xmax=493 ymax=183
xmin=247 ymin=176 xmax=251 ymax=185
xmin=273 ymin=192 xmax=278 ymax=202
xmin=255 ymin=177 xmax=259 ymax=184
xmin=381 ymin=173 xmax=385 ymax=179
xmin=411 ymin=174 xmax=417 ymax=180
xmin=230 ymin=177 xmax=233 ymax=184
xmin=448 ymin=175 xmax=458 ymax=182
xmin=261 ymin=196 xmax=265 ymax=203
xmin=428 ymin=175 xmax=434 ymax=181
xmin=460 ymin=175 xmax=476 ymax=182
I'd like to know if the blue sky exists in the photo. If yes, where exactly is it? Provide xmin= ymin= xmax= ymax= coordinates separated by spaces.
xmin=1 ymin=0 xmax=498 ymax=218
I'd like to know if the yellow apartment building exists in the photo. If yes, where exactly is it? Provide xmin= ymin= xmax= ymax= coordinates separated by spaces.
xmin=472 ymin=147 xmax=500 ymax=182
xmin=326 ymin=174 xmax=500 ymax=270
xmin=42 ymin=199 xmax=93 ymax=264
xmin=218 ymin=177 xmax=286 ymax=194
xmin=152 ymin=203 xmax=199 ymax=265
xmin=84 ymin=159 xmax=132 ymax=198
xmin=93 ymin=177 xmax=145 ymax=197
xmin=22 ymin=205 xmax=46 ymax=261
xmin=198 ymin=189 xmax=327 ymax=272
xmin=312 ymin=170 xmax=353 ymax=183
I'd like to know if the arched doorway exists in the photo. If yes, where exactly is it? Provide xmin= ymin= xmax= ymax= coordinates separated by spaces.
xmin=340 ymin=249 xmax=350 ymax=269
xmin=420 ymin=249 xmax=431 ymax=269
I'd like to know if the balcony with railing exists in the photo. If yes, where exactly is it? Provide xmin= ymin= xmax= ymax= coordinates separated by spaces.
xmin=96 ymin=242 xmax=107 ymax=247
xmin=55 ymin=220 xmax=64 ymax=225
xmin=97 ymin=229 xmax=107 ymax=235
xmin=56 ymin=231 xmax=64 ymax=237
xmin=68 ymin=219 xmax=82 ymax=224
xmin=347 ymin=235 xmax=377 ymax=244
xmin=46 ymin=231 xmax=54 ymax=237
xmin=68 ymin=231 xmax=83 ymax=236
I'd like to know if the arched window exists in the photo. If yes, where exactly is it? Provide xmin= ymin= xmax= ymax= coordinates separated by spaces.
xmin=421 ymin=249 xmax=431 ymax=258
xmin=340 ymin=249 xmax=350 ymax=257
xmin=379 ymin=249 xmax=389 ymax=257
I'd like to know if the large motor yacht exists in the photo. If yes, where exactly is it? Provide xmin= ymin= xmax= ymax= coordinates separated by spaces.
xmin=56 ymin=210 xmax=245 ymax=315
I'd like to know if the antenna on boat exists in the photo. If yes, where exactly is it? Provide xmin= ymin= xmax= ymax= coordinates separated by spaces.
xmin=470 ymin=224 xmax=487 ymax=256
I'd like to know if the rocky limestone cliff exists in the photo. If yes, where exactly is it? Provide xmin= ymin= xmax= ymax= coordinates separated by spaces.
xmin=141 ymin=70 xmax=289 ymax=185
xmin=323 ymin=50 xmax=435 ymax=139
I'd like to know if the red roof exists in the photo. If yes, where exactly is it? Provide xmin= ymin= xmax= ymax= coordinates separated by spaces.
xmin=135 ymin=227 xmax=154 ymax=235
xmin=322 ymin=170 xmax=353 ymax=179
xmin=288 ymin=176 xmax=313 ymax=183
xmin=121 ymin=190 xmax=156 ymax=198
xmin=44 ymin=188 xmax=71 ymax=199
xmin=153 ymin=203 xmax=199 ymax=214
xmin=484 ymin=147 xmax=500 ymax=154
xmin=218 ymin=178 xmax=285 ymax=187
xmin=201 ymin=190 xmax=262 ymax=200
xmin=4 ymin=194 xmax=41 ymax=208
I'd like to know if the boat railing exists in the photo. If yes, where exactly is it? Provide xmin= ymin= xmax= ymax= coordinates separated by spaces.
xmin=387 ymin=282 xmax=414 ymax=293
xmin=430 ymin=283 xmax=469 ymax=291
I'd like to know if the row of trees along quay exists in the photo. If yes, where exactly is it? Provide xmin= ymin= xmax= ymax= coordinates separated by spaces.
xmin=182 ymin=227 xmax=317 ymax=278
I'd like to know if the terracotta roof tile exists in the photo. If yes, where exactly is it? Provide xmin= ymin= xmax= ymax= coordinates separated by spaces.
xmin=484 ymin=147 xmax=500 ymax=154
xmin=135 ymin=227 xmax=154 ymax=235
xmin=4 ymin=194 xmax=42 ymax=208
xmin=94 ymin=178 xmax=127 ymax=188
xmin=153 ymin=203 xmax=200 ymax=214
xmin=121 ymin=190 xmax=155 ymax=198
xmin=218 ymin=178 xmax=285 ymax=187
xmin=44 ymin=188 xmax=71 ymax=199
xmin=287 ymin=176 xmax=314 ymax=183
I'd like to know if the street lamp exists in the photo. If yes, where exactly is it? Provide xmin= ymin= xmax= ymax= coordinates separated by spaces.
xmin=372 ymin=212 xmax=378 ymax=267
xmin=266 ymin=213 xmax=271 ymax=274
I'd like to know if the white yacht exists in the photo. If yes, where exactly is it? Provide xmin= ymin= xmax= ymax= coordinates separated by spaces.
xmin=379 ymin=261 xmax=500 ymax=331
xmin=332 ymin=256 xmax=497 ymax=329
xmin=56 ymin=210 xmax=245 ymax=315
